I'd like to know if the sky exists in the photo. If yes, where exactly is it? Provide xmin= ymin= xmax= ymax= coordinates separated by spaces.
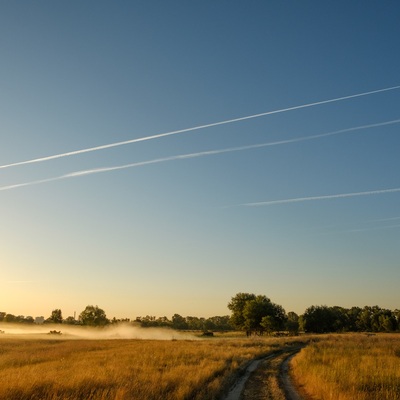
xmin=1 ymin=1 xmax=400 ymax=320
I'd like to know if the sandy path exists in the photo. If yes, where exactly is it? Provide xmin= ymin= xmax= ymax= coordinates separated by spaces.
xmin=222 ymin=347 xmax=304 ymax=400
xmin=279 ymin=351 xmax=303 ymax=400
xmin=223 ymin=354 xmax=278 ymax=400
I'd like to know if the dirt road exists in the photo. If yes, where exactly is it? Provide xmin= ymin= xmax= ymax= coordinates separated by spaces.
xmin=223 ymin=346 xmax=304 ymax=400
xmin=279 ymin=352 xmax=304 ymax=400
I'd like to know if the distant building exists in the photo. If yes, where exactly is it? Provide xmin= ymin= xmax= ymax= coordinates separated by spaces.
xmin=35 ymin=316 xmax=45 ymax=324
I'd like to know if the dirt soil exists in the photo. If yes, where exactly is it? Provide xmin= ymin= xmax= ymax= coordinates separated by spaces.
xmin=223 ymin=346 xmax=305 ymax=400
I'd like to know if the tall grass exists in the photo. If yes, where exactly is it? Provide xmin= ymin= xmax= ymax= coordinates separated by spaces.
xmin=0 ymin=336 xmax=299 ymax=400
xmin=291 ymin=334 xmax=400 ymax=400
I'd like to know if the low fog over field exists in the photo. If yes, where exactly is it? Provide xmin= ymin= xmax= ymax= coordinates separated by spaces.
xmin=0 ymin=323 xmax=198 ymax=340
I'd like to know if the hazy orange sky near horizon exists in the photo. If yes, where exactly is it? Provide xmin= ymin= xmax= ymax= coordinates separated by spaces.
xmin=1 ymin=2 xmax=400 ymax=320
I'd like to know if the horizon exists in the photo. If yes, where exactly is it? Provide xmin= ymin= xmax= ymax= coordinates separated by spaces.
xmin=1 ymin=2 xmax=399 ymax=319
xmin=2 ymin=296 xmax=398 ymax=322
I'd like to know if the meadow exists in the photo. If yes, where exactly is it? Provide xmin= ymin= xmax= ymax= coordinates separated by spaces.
xmin=291 ymin=333 xmax=400 ymax=400
xmin=0 ymin=332 xmax=301 ymax=400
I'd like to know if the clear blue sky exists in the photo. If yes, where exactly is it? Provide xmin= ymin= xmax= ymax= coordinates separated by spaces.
xmin=1 ymin=1 xmax=399 ymax=320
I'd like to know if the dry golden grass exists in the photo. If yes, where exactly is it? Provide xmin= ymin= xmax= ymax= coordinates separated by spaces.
xmin=291 ymin=333 xmax=400 ymax=400
xmin=0 ymin=335 xmax=301 ymax=400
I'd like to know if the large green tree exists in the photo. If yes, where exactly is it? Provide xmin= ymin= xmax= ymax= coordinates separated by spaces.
xmin=227 ymin=292 xmax=256 ymax=332
xmin=228 ymin=293 xmax=286 ymax=335
xmin=302 ymin=305 xmax=337 ymax=333
xmin=79 ymin=305 xmax=109 ymax=326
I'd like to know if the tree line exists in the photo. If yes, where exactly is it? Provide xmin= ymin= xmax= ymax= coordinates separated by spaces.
xmin=301 ymin=304 xmax=400 ymax=333
xmin=1 ymin=294 xmax=399 ymax=334
xmin=135 ymin=314 xmax=232 ymax=331
xmin=0 ymin=305 xmax=111 ymax=327
xmin=227 ymin=293 xmax=400 ymax=335
xmin=0 ymin=306 xmax=232 ymax=331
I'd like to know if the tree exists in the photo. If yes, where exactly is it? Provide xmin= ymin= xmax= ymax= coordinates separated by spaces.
xmin=185 ymin=316 xmax=203 ymax=330
xmin=64 ymin=316 xmax=78 ymax=325
xmin=16 ymin=315 xmax=26 ymax=323
xmin=4 ymin=314 xmax=16 ymax=323
xmin=393 ymin=309 xmax=400 ymax=331
xmin=370 ymin=306 xmax=383 ymax=332
xmin=346 ymin=307 xmax=362 ymax=331
xmin=260 ymin=316 xmax=277 ymax=335
xmin=79 ymin=305 xmax=108 ymax=326
xmin=244 ymin=295 xmax=286 ymax=335
xmin=140 ymin=315 xmax=159 ymax=327
xmin=171 ymin=314 xmax=188 ymax=330
xmin=207 ymin=316 xmax=232 ymax=331
xmin=356 ymin=306 xmax=373 ymax=331
xmin=379 ymin=314 xmax=396 ymax=332
xmin=286 ymin=312 xmax=300 ymax=335
xmin=155 ymin=316 xmax=171 ymax=327
xmin=243 ymin=296 xmax=271 ymax=335
xmin=302 ymin=305 xmax=336 ymax=333
xmin=47 ymin=309 xmax=63 ymax=324
xmin=227 ymin=293 xmax=256 ymax=332
xmin=330 ymin=306 xmax=349 ymax=332
xmin=228 ymin=293 xmax=286 ymax=336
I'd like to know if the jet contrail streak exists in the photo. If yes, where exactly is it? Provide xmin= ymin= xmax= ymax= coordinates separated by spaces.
xmin=0 ymin=176 xmax=67 ymax=192
xmin=62 ymin=118 xmax=400 ymax=174
xmin=1 ymin=85 xmax=399 ymax=170
xmin=368 ymin=216 xmax=400 ymax=222
xmin=242 ymin=188 xmax=400 ymax=207
xmin=0 ymin=118 xmax=399 ymax=192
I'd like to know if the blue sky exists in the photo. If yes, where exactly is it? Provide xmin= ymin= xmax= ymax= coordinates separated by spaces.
xmin=1 ymin=2 xmax=399 ymax=319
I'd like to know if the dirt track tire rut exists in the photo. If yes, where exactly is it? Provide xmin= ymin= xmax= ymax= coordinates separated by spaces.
xmin=279 ymin=350 xmax=303 ymax=400
xmin=223 ymin=346 xmax=305 ymax=400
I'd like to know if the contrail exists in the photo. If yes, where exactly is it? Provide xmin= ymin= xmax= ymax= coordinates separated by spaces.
xmin=60 ymin=118 xmax=400 ymax=174
xmin=1 ymin=84 xmax=400 ymax=170
xmin=0 ymin=118 xmax=399 ymax=192
xmin=0 ymin=176 xmax=66 ymax=192
xmin=368 ymin=216 xmax=400 ymax=222
xmin=241 ymin=187 xmax=400 ymax=207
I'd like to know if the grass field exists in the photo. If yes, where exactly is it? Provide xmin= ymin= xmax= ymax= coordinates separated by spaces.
xmin=0 ymin=333 xmax=301 ymax=400
xmin=291 ymin=333 xmax=400 ymax=400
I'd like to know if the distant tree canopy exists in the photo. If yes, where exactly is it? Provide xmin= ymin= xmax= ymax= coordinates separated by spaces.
xmin=171 ymin=314 xmax=188 ymax=330
xmin=228 ymin=293 xmax=287 ymax=336
xmin=1 ymin=299 xmax=399 ymax=334
xmin=63 ymin=316 xmax=78 ymax=325
xmin=286 ymin=311 xmax=300 ymax=335
xmin=46 ymin=309 xmax=63 ymax=324
xmin=79 ymin=305 xmax=109 ymax=326
xmin=301 ymin=305 xmax=400 ymax=333
xmin=135 ymin=314 xmax=233 ymax=331
xmin=0 ymin=313 xmax=34 ymax=324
